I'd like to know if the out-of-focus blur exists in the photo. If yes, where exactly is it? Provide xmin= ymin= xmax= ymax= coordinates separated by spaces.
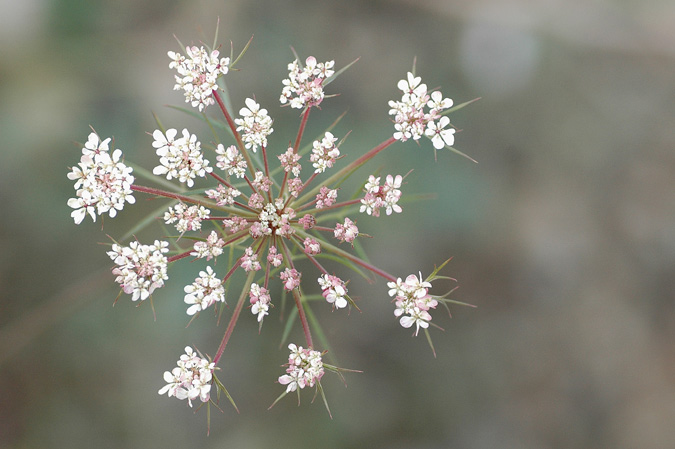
xmin=1 ymin=0 xmax=674 ymax=447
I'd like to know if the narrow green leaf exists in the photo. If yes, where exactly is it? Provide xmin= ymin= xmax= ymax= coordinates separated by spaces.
xmin=443 ymin=97 xmax=481 ymax=115
xmin=323 ymin=57 xmax=359 ymax=88
xmin=230 ymin=35 xmax=254 ymax=69
xmin=445 ymin=145 xmax=478 ymax=164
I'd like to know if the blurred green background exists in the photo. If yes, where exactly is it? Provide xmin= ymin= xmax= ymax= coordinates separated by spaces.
xmin=1 ymin=0 xmax=674 ymax=447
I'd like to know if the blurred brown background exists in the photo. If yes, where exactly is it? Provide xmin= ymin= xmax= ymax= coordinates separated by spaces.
xmin=1 ymin=0 xmax=674 ymax=448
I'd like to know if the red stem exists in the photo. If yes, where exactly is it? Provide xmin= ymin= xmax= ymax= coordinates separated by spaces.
xmin=131 ymin=185 xmax=205 ymax=205
xmin=279 ymin=239 xmax=313 ymax=348
xmin=294 ymin=136 xmax=397 ymax=206
xmin=167 ymin=250 xmax=192 ymax=263
xmin=292 ymin=289 xmax=313 ymax=348
xmin=293 ymin=108 xmax=311 ymax=153
xmin=212 ymin=90 xmax=256 ymax=178
xmin=302 ymin=198 xmax=361 ymax=215
xmin=212 ymin=271 xmax=254 ymax=365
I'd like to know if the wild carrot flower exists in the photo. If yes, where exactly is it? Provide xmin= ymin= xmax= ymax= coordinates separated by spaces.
xmin=280 ymin=56 xmax=335 ymax=109
xmin=67 ymin=133 xmax=135 ymax=224
xmin=235 ymin=98 xmax=274 ymax=152
xmin=69 ymin=30 xmax=473 ymax=420
xmin=191 ymin=230 xmax=225 ymax=260
xmin=158 ymin=346 xmax=215 ymax=406
xmin=152 ymin=128 xmax=212 ymax=187
xmin=249 ymin=283 xmax=272 ymax=322
xmin=278 ymin=344 xmax=324 ymax=393
xmin=184 ymin=266 xmax=226 ymax=316
xmin=168 ymin=46 xmax=229 ymax=111
xmin=107 ymin=240 xmax=169 ymax=301
xmin=388 ymin=72 xmax=455 ymax=149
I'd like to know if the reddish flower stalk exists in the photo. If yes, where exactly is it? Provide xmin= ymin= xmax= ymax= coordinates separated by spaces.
xmin=213 ymin=271 xmax=255 ymax=365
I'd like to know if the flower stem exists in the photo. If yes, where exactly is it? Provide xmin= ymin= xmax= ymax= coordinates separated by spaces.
xmin=131 ymin=184 xmax=202 ymax=204
xmin=167 ymin=250 xmax=192 ymax=263
xmin=301 ymin=198 xmax=361 ymax=215
xmin=292 ymin=289 xmax=313 ymax=348
xmin=294 ymin=136 xmax=397 ymax=206
xmin=213 ymin=270 xmax=255 ymax=365
xmin=301 ymin=230 xmax=397 ymax=282
xmin=293 ymin=107 xmax=311 ymax=153
xmin=130 ymin=184 xmax=239 ymax=214
xmin=212 ymin=90 xmax=256 ymax=178
xmin=279 ymin=239 xmax=314 ymax=348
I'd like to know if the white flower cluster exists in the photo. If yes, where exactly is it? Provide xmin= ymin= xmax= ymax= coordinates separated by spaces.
xmin=234 ymin=98 xmax=274 ymax=153
xmin=360 ymin=174 xmax=403 ymax=217
xmin=152 ymin=129 xmax=212 ymax=187
xmin=67 ymin=133 xmax=135 ymax=224
xmin=388 ymin=272 xmax=438 ymax=336
xmin=278 ymin=147 xmax=302 ymax=177
xmin=280 ymin=268 xmax=301 ymax=291
xmin=251 ymin=200 xmax=296 ymax=238
xmin=215 ymin=144 xmax=247 ymax=178
xmin=240 ymin=247 xmax=261 ymax=272
xmin=278 ymin=344 xmax=325 ymax=393
xmin=280 ymin=56 xmax=335 ymax=109
xmin=310 ymin=132 xmax=340 ymax=173
xmin=184 ymin=266 xmax=225 ymax=315
xmin=158 ymin=346 xmax=215 ymax=407
xmin=107 ymin=240 xmax=169 ymax=301
xmin=164 ymin=203 xmax=210 ymax=233
xmin=334 ymin=217 xmax=359 ymax=244
xmin=318 ymin=274 xmax=348 ymax=309
xmin=168 ymin=46 xmax=229 ymax=111
xmin=388 ymin=72 xmax=455 ymax=149
xmin=205 ymin=183 xmax=241 ymax=206
xmin=249 ymin=283 xmax=272 ymax=322
xmin=315 ymin=186 xmax=338 ymax=209
xmin=191 ymin=230 xmax=225 ymax=261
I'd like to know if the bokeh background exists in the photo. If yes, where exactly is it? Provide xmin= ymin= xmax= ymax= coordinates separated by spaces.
xmin=1 ymin=0 xmax=674 ymax=447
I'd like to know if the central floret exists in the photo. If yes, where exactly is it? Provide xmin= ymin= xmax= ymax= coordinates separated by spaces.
xmin=251 ymin=200 xmax=296 ymax=238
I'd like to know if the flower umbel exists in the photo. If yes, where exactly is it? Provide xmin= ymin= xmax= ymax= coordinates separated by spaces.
xmin=168 ymin=46 xmax=229 ymax=111
xmin=107 ymin=240 xmax=169 ymax=302
xmin=388 ymin=72 xmax=455 ymax=149
xmin=278 ymin=343 xmax=325 ymax=393
xmin=70 ymin=29 xmax=474 ymax=423
xmin=158 ymin=346 xmax=215 ymax=407
xmin=67 ymin=133 xmax=135 ymax=224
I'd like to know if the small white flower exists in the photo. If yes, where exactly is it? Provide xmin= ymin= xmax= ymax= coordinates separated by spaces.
xmin=107 ymin=240 xmax=169 ymax=301
xmin=184 ymin=266 xmax=225 ymax=315
xmin=397 ymin=72 xmax=427 ymax=97
xmin=168 ymin=46 xmax=229 ymax=111
xmin=249 ymin=283 xmax=272 ymax=322
xmin=310 ymin=132 xmax=340 ymax=173
xmin=67 ymin=133 xmax=135 ymax=224
xmin=152 ymin=129 xmax=212 ymax=187
xmin=158 ymin=346 xmax=215 ymax=407
xmin=191 ymin=230 xmax=225 ymax=260
xmin=215 ymin=144 xmax=247 ymax=178
xmin=164 ymin=203 xmax=210 ymax=233
xmin=234 ymin=98 xmax=274 ymax=153
xmin=318 ymin=274 xmax=348 ymax=309
xmin=425 ymin=116 xmax=455 ymax=149
xmin=278 ymin=343 xmax=325 ymax=393
xmin=280 ymin=57 xmax=335 ymax=109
